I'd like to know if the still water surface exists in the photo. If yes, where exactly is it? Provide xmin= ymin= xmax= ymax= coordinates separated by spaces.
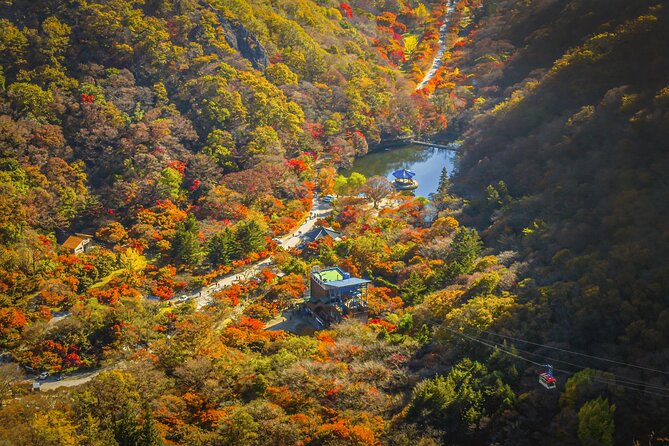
xmin=341 ymin=144 xmax=456 ymax=198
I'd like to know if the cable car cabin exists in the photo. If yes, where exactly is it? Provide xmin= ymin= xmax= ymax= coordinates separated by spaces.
xmin=539 ymin=373 xmax=556 ymax=389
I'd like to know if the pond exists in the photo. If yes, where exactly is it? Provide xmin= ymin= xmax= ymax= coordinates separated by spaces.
xmin=341 ymin=144 xmax=457 ymax=198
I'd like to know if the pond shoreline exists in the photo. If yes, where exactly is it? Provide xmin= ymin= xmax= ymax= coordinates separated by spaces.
xmin=342 ymin=143 xmax=457 ymax=198
xmin=369 ymin=135 xmax=456 ymax=153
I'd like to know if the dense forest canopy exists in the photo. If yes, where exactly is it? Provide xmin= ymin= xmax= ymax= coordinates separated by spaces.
xmin=0 ymin=0 xmax=668 ymax=445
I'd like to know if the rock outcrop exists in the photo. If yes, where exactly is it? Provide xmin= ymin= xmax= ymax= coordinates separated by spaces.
xmin=222 ymin=19 xmax=269 ymax=70
xmin=197 ymin=0 xmax=269 ymax=70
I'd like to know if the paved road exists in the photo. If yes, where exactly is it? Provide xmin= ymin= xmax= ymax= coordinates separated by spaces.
xmin=416 ymin=0 xmax=456 ymax=91
xmin=281 ymin=197 xmax=332 ymax=249
xmin=193 ymin=196 xmax=332 ymax=309
xmin=36 ymin=368 xmax=105 ymax=391
xmin=27 ymin=197 xmax=332 ymax=390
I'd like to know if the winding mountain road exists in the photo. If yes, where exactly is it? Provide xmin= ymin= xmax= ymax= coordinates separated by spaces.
xmin=416 ymin=0 xmax=456 ymax=91
xmin=34 ymin=197 xmax=332 ymax=391
xmin=193 ymin=195 xmax=332 ymax=309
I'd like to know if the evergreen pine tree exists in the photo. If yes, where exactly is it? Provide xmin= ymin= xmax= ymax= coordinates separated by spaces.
xmin=237 ymin=220 xmax=266 ymax=255
xmin=172 ymin=214 xmax=202 ymax=266
xmin=401 ymin=271 xmax=427 ymax=305
xmin=437 ymin=167 xmax=450 ymax=194
xmin=80 ymin=414 xmax=119 ymax=446
xmin=138 ymin=406 xmax=163 ymax=446
xmin=432 ymin=167 xmax=454 ymax=210
xmin=114 ymin=402 xmax=139 ymax=446
xmin=448 ymin=227 xmax=483 ymax=272
xmin=207 ymin=227 xmax=239 ymax=266
xmin=416 ymin=323 xmax=431 ymax=345
xmin=578 ymin=397 xmax=616 ymax=446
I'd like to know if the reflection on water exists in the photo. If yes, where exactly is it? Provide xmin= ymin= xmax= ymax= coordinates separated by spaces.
xmin=341 ymin=144 xmax=456 ymax=198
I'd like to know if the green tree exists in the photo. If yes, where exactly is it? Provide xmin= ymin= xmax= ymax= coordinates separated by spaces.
xmin=334 ymin=175 xmax=349 ymax=196
xmin=485 ymin=184 xmax=501 ymax=206
xmin=172 ymin=214 xmax=203 ymax=266
xmin=266 ymin=62 xmax=298 ymax=86
xmin=578 ymin=397 xmax=615 ymax=446
xmin=218 ymin=407 xmax=259 ymax=446
xmin=416 ymin=323 xmax=431 ymax=345
xmin=79 ymin=414 xmax=118 ymax=446
xmin=7 ymin=82 xmax=54 ymax=121
xmin=348 ymin=172 xmax=367 ymax=192
xmin=432 ymin=167 xmax=456 ymax=210
xmin=401 ymin=271 xmax=427 ymax=305
xmin=207 ymin=228 xmax=240 ymax=266
xmin=434 ymin=227 xmax=484 ymax=286
xmin=114 ymin=402 xmax=139 ymax=446
xmin=138 ymin=406 xmax=163 ymax=446
xmin=244 ymin=125 xmax=283 ymax=162
xmin=437 ymin=167 xmax=450 ymax=195
xmin=158 ymin=167 xmax=183 ymax=201
xmin=334 ymin=172 xmax=367 ymax=196
xmin=405 ymin=359 xmax=488 ymax=437
xmin=236 ymin=219 xmax=266 ymax=255
xmin=448 ymin=227 xmax=483 ymax=272
xmin=202 ymin=129 xmax=236 ymax=171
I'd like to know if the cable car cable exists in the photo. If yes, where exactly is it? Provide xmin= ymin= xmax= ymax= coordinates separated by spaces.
xmin=461 ymin=330 xmax=669 ymax=397
xmin=467 ymin=330 xmax=669 ymax=394
xmin=484 ymin=338 xmax=669 ymax=392
xmin=444 ymin=327 xmax=669 ymax=398
xmin=478 ymin=329 xmax=669 ymax=376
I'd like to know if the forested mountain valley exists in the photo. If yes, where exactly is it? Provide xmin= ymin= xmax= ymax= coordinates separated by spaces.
xmin=0 ymin=0 xmax=667 ymax=444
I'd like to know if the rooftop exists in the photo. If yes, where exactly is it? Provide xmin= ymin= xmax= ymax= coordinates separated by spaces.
xmin=324 ymin=277 xmax=371 ymax=288
xmin=313 ymin=267 xmax=371 ymax=288
xmin=61 ymin=235 xmax=90 ymax=250
xmin=315 ymin=268 xmax=343 ymax=282
xmin=302 ymin=226 xmax=342 ymax=243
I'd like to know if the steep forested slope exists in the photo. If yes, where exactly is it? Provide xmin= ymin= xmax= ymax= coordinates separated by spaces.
xmin=0 ymin=0 xmax=438 ymax=230
xmin=441 ymin=0 xmax=669 ymax=442
xmin=1 ymin=0 xmax=668 ymax=445
xmin=0 ymin=0 xmax=444 ymax=333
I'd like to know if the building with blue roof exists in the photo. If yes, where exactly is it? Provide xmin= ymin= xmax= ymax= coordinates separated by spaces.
xmin=304 ymin=266 xmax=370 ymax=327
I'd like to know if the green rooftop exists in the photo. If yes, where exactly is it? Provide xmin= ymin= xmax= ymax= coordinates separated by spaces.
xmin=316 ymin=269 xmax=343 ymax=282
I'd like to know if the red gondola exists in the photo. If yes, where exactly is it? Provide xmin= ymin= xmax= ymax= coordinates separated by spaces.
xmin=539 ymin=364 xmax=556 ymax=389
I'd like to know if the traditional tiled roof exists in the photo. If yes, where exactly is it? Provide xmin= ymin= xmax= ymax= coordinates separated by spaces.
xmin=302 ymin=227 xmax=342 ymax=243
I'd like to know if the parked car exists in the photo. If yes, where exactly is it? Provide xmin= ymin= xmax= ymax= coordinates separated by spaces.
xmin=38 ymin=372 xmax=48 ymax=380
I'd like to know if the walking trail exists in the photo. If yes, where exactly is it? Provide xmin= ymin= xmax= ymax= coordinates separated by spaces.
xmin=416 ymin=0 xmax=456 ymax=91
xmin=193 ymin=195 xmax=331 ymax=309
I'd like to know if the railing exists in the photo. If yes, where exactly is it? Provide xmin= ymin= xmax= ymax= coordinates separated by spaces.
xmin=411 ymin=140 xmax=460 ymax=150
